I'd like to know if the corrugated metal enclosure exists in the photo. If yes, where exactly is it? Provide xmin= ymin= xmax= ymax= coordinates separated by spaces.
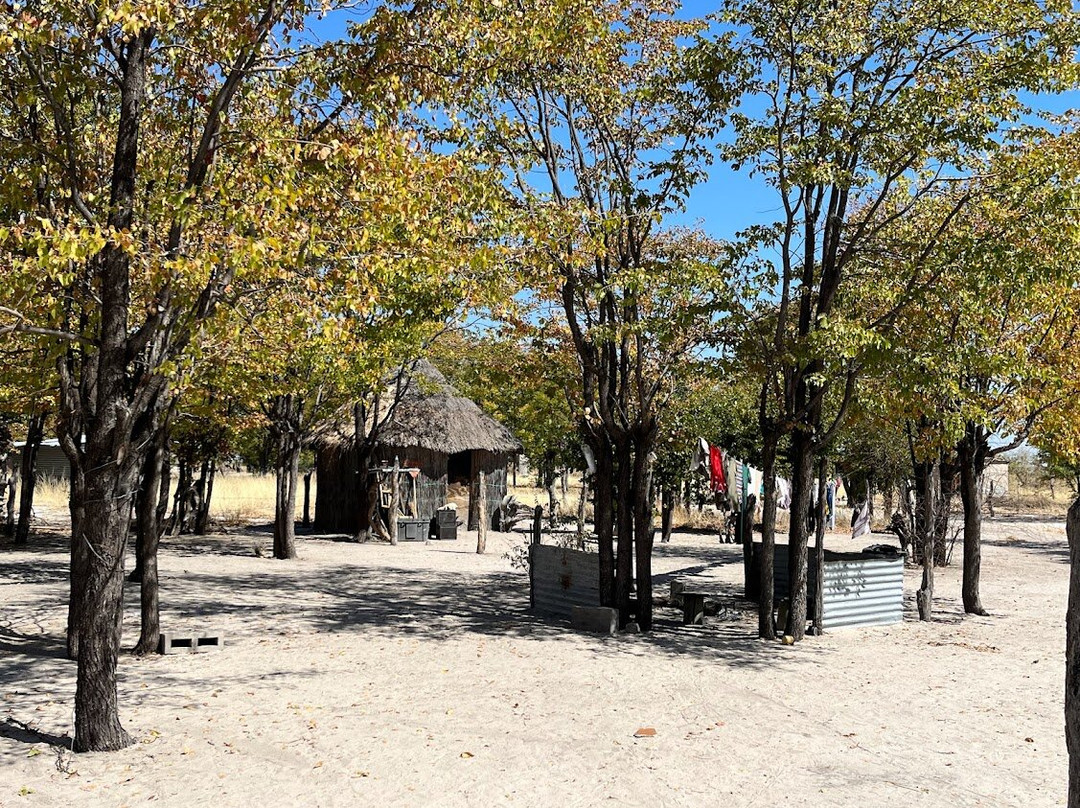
xmin=9 ymin=440 xmax=71 ymax=481
xmin=751 ymin=543 xmax=903 ymax=630
xmin=529 ymin=544 xmax=600 ymax=617
xmin=821 ymin=554 xmax=904 ymax=629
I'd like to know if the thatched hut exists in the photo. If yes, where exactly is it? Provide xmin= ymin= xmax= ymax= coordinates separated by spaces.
xmin=311 ymin=360 xmax=522 ymax=533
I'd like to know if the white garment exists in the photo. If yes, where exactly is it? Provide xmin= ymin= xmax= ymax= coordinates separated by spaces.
xmin=776 ymin=478 xmax=791 ymax=510
xmin=748 ymin=466 xmax=764 ymax=501
xmin=582 ymin=442 xmax=596 ymax=476
xmin=691 ymin=437 xmax=710 ymax=477
xmin=852 ymin=501 xmax=871 ymax=540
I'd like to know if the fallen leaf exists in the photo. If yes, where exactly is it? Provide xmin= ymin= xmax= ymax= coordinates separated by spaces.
xmin=460 ymin=751 xmax=474 ymax=758
xmin=634 ymin=727 xmax=656 ymax=738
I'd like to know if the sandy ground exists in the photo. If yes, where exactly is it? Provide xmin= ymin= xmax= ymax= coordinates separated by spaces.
xmin=0 ymin=512 xmax=1070 ymax=807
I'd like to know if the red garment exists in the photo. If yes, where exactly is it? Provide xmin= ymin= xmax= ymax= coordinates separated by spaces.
xmin=709 ymin=446 xmax=726 ymax=493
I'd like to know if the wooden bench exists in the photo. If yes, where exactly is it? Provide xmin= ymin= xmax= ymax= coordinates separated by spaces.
xmin=682 ymin=592 xmax=708 ymax=626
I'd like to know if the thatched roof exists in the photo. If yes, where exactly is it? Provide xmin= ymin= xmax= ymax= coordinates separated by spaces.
xmin=312 ymin=359 xmax=522 ymax=456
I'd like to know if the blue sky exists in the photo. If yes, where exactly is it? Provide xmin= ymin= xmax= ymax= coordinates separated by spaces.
xmin=307 ymin=3 xmax=1080 ymax=245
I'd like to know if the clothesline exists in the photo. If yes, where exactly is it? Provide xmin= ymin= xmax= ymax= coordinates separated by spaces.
xmin=692 ymin=438 xmax=865 ymax=538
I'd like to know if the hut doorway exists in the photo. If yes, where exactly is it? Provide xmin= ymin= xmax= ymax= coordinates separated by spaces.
xmin=447 ymin=451 xmax=472 ymax=485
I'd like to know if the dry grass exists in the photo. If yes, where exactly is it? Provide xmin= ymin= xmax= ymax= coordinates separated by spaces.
xmin=29 ymin=464 xmax=1077 ymax=533
xmin=30 ymin=477 xmax=68 ymax=514
xmin=211 ymin=472 xmax=291 ymax=525
xmin=28 ymin=471 xmax=310 ymax=526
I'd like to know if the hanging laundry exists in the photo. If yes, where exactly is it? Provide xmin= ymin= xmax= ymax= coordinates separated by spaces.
xmin=733 ymin=460 xmax=747 ymax=509
xmin=691 ymin=437 xmax=710 ymax=477
xmin=776 ymin=478 xmax=792 ymax=510
xmin=582 ymin=442 xmax=597 ymax=477
xmin=852 ymin=500 xmax=871 ymax=540
xmin=748 ymin=466 xmax=764 ymax=501
xmin=723 ymin=453 xmax=739 ymax=509
xmin=709 ymin=445 xmax=727 ymax=493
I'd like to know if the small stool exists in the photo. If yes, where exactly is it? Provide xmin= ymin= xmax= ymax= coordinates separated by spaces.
xmin=682 ymin=592 xmax=707 ymax=626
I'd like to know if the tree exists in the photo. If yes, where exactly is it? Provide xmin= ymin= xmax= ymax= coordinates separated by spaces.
xmin=431 ymin=327 xmax=582 ymax=522
xmin=441 ymin=1 xmax=740 ymax=629
xmin=0 ymin=331 xmax=59 ymax=546
xmin=652 ymin=365 xmax=760 ymax=543
xmin=865 ymin=131 xmax=1080 ymax=616
xmin=696 ymin=0 xmax=1078 ymax=640
xmin=0 ymin=1 xmax=397 ymax=751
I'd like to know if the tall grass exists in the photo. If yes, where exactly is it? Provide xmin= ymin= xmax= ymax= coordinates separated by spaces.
xmin=31 ymin=476 xmax=69 ymax=515
xmin=28 ymin=471 xmax=310 ymax=527
xmin=211 ymin=472 xmax=289 ymax=525
xmin=29 ymin=463 xmax=1075 ymax=533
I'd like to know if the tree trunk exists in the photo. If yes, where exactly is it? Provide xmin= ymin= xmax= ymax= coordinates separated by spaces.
xmin=546 ymin=472 xmax=558 ymax=528
xmin=576 ymin=475 xmax=588 ymax=548
xmin=758 ymin=432 xmax=778 ymax=639
xmin=3 ymin=472 xmax=14 ymax=537
xmin=660 ymin=485 xmax=674 ymax=544
xmin=302 ymin=471 xmax=312 ymax=527
xmin=632 ymin=431 xmax=656 ymax=631
xmin=742 ymin=493 xmax=756 ymax=597
xmin=271 ymin=394 xmax=302 ymax=560
xmin=67 ymin=483 xmax=86 ymax=661
xmin=959 ymin=460 xmax=986 ymax=615
xmin=934 ymin=458 xmax=956 ymax=566
xmin=959 ymin=423 xmax=988 ymax=616
xmin=156 ymin=445 xmax=171 ymax=537
xmin=15 ymin=411 xmax=46 ymax=545
xmin=1066 ymin=497 xmax=1080 ymax=807
xmin=614 ymin=437 xmax=634 ymax=627
xmin=477 ymin=469 xmax=487 ymax=554
xmin=193 ymin=455 xmax=216 ymax=535
xmin=353 ymin=403 xmax=372 ymax=540
xmin=812 ymin=459 xmax=827 ymax=634
xmin=274 ymin=444 xmax=300 ymax=559
xmin=168 ymin=457 xmax=191 ymax=536
xmin=785 ymin=428 xmax=815 ymax=641
xmin=593 ymin=434 xmax=615 ymax=608
xmin=916 ymin=459 xmax=937 ymax=621
xmin=71 ymin=465 xmax=137 ymax=751
xmin=134 ymin=424 xmax=169 ymax=655
xmin=0 ymin=426 xmax=12 ymax=537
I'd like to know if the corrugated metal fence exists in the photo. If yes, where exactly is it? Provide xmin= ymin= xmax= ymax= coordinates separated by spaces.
xmin=821 ymin=555 xmax=904 ymax=630
xmin=529 ymin=544 xmax=600 ymax=617
xmin=753 ymin=543 xmax=903 ymax=630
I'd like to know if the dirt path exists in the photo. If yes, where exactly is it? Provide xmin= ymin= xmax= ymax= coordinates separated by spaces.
xmin=0 ymin=514 xmax=1069 ymax=806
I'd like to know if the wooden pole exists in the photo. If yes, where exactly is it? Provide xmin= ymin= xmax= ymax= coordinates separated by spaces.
xmin=532 ymin=504 xmax=543 ymax=545
xmin=577 ymin=476 xmax=588 ymax=550
xmin=477 ymin=470 xmax=487 ymax=554
xmin=389 ymin=458 xmax=400 ymax=546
